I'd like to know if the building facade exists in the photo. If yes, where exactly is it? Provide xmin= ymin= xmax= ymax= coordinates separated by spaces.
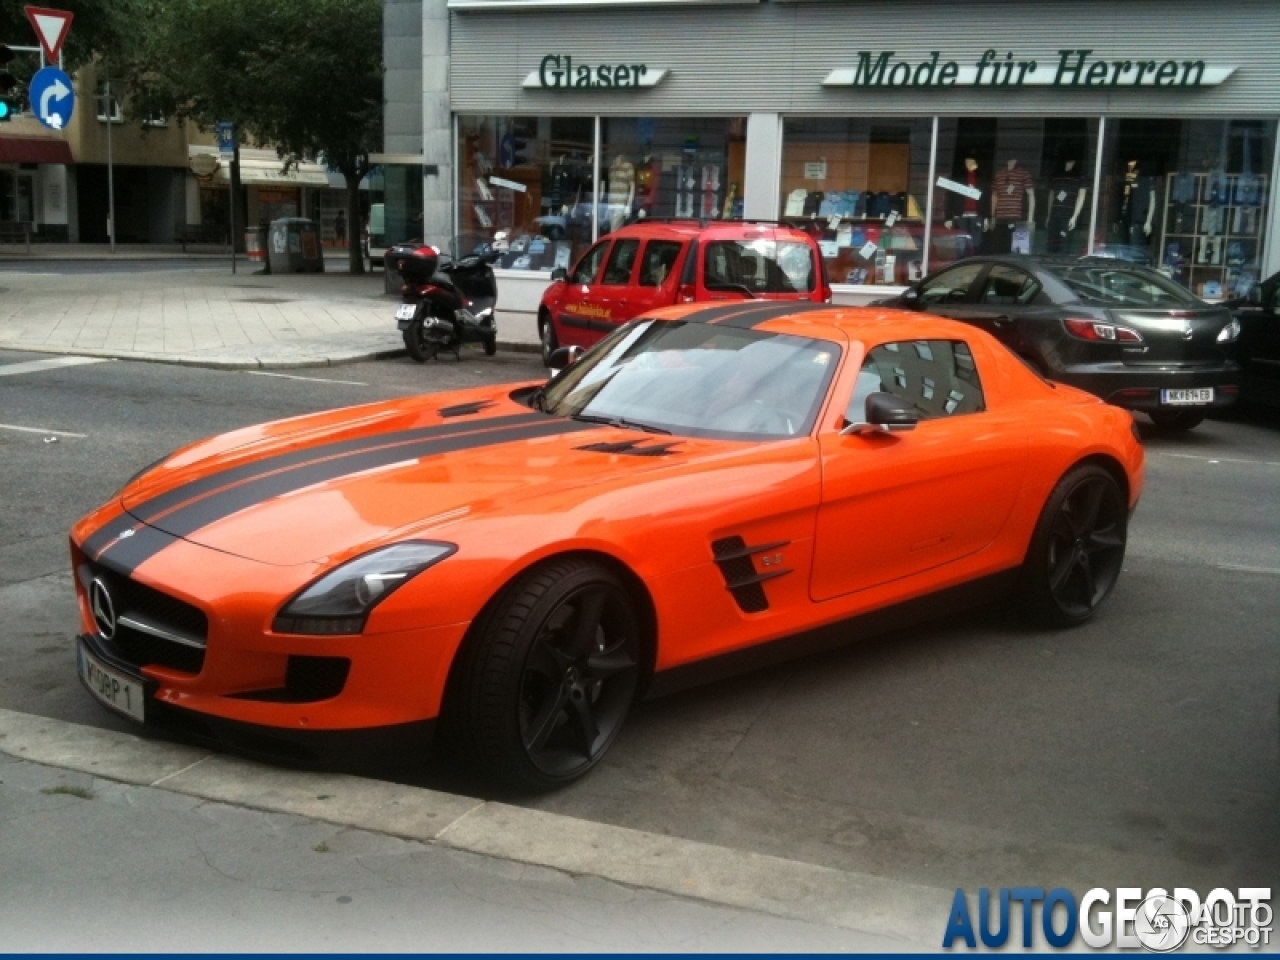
xmin=385 ymin=0 xmax=1280 ymax=307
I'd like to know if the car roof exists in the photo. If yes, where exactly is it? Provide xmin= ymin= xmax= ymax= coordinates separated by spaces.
xmin=643 ymin=301 xmax=989 ymax=346
xmin=604 ymin=219 xmax=814 ymax=243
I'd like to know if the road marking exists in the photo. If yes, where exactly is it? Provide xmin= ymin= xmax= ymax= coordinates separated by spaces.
xmin=245 ymin=370 xmax=367 ymax=386
xmin=0 ymin=356 xmax=112 ymax=377
xmin=0 ymin=422 xmax=87 ymax=438
xmin=1151 ymin=451 xmax=1280 ymax=468
xmin=1217 ymin=563 xmax=1280 ymax=576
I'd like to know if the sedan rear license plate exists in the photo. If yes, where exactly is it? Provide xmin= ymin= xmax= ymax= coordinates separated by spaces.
xmin=1160 ymin=388 xmax=1214 ymax=405
xmin=395 ymin=304 xmax=416 ymax=321
xmin=77 ymin=640 xmax=145 ymax=723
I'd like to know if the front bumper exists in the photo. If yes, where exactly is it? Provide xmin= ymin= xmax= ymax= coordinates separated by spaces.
xmin=77 ymin=629 xmax=436 ymax=768
xmin=1056 ymin=362 xmax=1240 ymax=413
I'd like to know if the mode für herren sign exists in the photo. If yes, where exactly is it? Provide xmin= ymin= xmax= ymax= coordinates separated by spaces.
xmin=824 ymin=49 xmax=1236 ymax=88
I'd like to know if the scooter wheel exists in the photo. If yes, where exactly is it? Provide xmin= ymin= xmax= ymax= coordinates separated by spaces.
xmin=403 ymin=318 xmax=431 ymax=363
xmin=483 ymin=335 xmax=497 ymax=357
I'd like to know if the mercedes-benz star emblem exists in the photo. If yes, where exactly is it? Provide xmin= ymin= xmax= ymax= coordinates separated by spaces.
xmin=89 ymin=579 xmax=117 ymax=640
xmin=1183 ymin=323 xmax=1195 ymax=340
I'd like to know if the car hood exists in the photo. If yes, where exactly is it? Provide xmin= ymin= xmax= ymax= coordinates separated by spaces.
xmin=120 ymin=385 xmax=733 ymax=565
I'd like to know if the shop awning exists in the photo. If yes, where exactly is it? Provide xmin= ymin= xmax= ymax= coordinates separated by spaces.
xmin=0 ymin=136 xmax=73 ymax=165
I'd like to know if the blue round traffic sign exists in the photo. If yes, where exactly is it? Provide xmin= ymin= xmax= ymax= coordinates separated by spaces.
xmin=29 ymin=66 xmax=74 ymax=131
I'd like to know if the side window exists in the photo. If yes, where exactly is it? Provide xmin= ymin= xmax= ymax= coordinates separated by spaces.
xmin=638 ymin=240 xmax=683 ymax=287
xmin=572 ymin=241 xmax=610 ymax=285
xmin=601 ymin=239 xmax=641 ymax=286
xmin=846 ymin=339 xmax=986 ymax=423
xmin=980 ymin=265 xmax=1041 ymax=305
xmin=919 ymin=263 xmax=985 ymax=305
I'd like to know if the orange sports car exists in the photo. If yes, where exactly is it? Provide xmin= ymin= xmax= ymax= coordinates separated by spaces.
xmin=71 ymin=303 xmax=1144 ymax=791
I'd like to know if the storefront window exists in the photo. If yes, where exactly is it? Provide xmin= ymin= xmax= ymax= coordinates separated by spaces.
xmin=929 ymin=118 xmax=1101 ymax=269
xmin=780 ymin=118 xmax=934 ymax=287
xmin=600 ymin=117 xmax=747 ymax=232
xmin=458 ymin=116 xmax=594 ymax=272
xmin=1097 ymin=118 xmax=1274 ymax=300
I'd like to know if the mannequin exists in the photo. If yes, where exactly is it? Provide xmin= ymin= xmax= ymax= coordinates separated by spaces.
xmin=944 ymin=157 xmax=988 ymax=252
xmin=1118 ymin=159 xmax=1156 ymax=246
xmin=991 ymin=158 xmax=1035 ymax=253
xmin=605 ymin=154 xmax=636 ymax=230
xmin=1045 ymin=158 xmax=1087 ymax=253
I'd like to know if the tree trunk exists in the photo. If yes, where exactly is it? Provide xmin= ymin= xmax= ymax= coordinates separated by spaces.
xmin=345 ymin=170 xmax=364 ymax=274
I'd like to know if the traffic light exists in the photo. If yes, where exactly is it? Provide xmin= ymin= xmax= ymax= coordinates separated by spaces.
xmin=0 ymin=45 xmax=16 ymax=122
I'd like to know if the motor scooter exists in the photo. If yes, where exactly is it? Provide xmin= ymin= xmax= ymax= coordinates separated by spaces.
xmin=392 ymin=235 xmax=505 ymax=361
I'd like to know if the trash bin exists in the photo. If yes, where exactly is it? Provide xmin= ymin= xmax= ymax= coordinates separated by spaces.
xmin=245 ymin=226 xmax=267 ymax=266
xmin=267 ymin=218 xmax=325 ymax=274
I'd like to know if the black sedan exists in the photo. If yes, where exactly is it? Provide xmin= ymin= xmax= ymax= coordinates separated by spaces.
xmin=1228 ymin=271 xmax=1280 ymax=408
xmin=875 ymin=256 xmax=1241 ymax=431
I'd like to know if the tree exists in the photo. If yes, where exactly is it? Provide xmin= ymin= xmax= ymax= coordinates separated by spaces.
xmin=117 ymin=0 xmax=383 ymax=273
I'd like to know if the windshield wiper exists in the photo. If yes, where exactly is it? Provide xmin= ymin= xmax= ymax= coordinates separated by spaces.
xmin=570 ymin=413 xmax=671 ymax=435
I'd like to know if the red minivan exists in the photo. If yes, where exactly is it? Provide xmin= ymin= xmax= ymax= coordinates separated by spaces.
xmin=538 ymin=220 xmax=831 ymax=365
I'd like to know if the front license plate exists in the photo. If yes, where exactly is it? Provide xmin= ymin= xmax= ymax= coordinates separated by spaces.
xmin=395 ymin=304 xmax=417 ymax=321
xmin=77 ymin=641 xmax=145 ymax=723
xmin=1160 ymin=387 xmax=1214 ymax=405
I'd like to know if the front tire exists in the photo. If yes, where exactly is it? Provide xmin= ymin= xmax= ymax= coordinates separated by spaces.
xmin=539 ymin=315 xmax=559 ymax=368
xmin=1019 ymin=464 xmax=1128 ymax=627
xmin=1148 ymin=410 xmax=1205 ymax=432
xmin=483 ymin=334 xmax=497 ymax=356
xmin=446 ymin=559 xmax=642 ymax=792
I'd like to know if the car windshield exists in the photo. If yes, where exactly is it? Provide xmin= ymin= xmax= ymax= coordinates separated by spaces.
xmin=704 ymin=240 xmax=816 ymax=295
xmin=1049 ymin=264 xmax=1201 ymax=307
xmin=540 ymin=320 xmax=839 ymax=440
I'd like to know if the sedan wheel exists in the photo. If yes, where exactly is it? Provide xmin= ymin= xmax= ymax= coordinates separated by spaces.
xmin=1020 ymin=464 xmax=1128 ymax=626
xmin=447 ymin=558 xmax=641 ymax=792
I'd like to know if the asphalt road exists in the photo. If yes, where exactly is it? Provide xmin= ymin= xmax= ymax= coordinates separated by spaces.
xmin=2 ymin=347 xmax=1276 ymax=896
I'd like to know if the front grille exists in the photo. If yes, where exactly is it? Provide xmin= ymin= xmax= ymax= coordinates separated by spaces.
xmin=82 ymin=560 xmax=208 ymax=675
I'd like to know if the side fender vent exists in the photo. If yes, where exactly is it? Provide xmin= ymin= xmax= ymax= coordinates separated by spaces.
xmin=576 ymin=439 xmax=680 ymax=457
xmin=711 ymin=536 xmax=793 ymax=614
xmin=438 ymin=400 xmax=496 ymax=418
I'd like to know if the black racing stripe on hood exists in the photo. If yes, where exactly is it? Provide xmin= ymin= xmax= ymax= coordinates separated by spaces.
xmin=96 ymin=523 xmax=183 ymax=576
xmin=82 ymin=411 xmax=544 ymax=558
xmin=676 ymin=302 xmax=770 ymax=325
xmin=95 ymin=418 xmax=597 ymax=575
xmin=710 ymin=302 xmax=832 ymax=329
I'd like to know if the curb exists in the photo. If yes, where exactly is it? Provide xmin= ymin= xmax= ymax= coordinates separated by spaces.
xmin=0 ymin=707 xmax=947 ymax=943
xmin=0 ymin=339 xmax=542 ymax=370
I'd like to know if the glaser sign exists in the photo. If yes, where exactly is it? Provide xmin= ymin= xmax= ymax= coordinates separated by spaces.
xmin=824 ymin=49 xmax=1236 ymax=88
xmin=523 ymin=55 xmax=668 ymax=90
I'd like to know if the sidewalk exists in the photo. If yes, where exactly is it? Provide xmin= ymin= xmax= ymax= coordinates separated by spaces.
xmin=0 ymin=264 xmax=539 ymax=368
xmin=0 ymin=708 xmax=939 ymax=950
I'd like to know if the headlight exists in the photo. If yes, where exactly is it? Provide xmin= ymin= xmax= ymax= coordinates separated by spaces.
xmin=1217 ymin=319 xmax=1241 ymax=343
xmin=273 ymin=541 xmax=456 ymax=635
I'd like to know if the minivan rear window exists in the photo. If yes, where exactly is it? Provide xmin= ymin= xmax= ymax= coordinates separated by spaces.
xmin=704 ymin=240 xmax=816 ymax=295
xmin=1049 ymin=264 xmax=1201 ymax=307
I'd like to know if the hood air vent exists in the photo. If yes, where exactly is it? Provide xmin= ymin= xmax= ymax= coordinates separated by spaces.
xmin=438 ymin=400 xmax=496 ymax=418
xmin=576 ymin=439 xmax=681 ymax=457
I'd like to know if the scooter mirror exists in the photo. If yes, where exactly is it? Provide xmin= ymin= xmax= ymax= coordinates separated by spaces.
xmin=550 ymin=267 xmax=568 ymax=282
xmin=547 ymin=345 xmax=583 ymax=376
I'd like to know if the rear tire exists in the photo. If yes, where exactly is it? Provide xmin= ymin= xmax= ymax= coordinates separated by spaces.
xmin=483 ymin=335 xmax=498 ymax=356
xmin=539 ymin=315 xmax=559 ymax=368
xmin=1019 ymin=463 xmax=1128 ymax=627
xmin=445 ymin=558 xmax=642 ymax=793
xmin=1148 ymin=410 xmax=1205 ymax=432
xmin=403 ymin=318 xmax=432 ymax=363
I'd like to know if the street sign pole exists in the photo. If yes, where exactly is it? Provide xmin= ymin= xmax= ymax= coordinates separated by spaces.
xmin=104 ymin=65 xmax=115 ymax=253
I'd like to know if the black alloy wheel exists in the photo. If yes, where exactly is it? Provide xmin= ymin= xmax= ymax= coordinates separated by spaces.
xmin=539 ymin=316 xmax=559 ymax=368
xmin=1148 ymin=410 xmax=1205 ymax=432
xmin=403 ymin=317 xmax=436 ymax=362
xmin=447 ymin=558 xmax=642 ymax=792
xmin=1020 ymin=464 xmax=1128 ymax=626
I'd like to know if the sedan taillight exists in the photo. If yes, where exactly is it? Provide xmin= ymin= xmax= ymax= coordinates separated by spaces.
xmin=677 ymin=283 xmax=696 ymax=304
xmin=1064 ymin=317 xmax=1144 ymax=343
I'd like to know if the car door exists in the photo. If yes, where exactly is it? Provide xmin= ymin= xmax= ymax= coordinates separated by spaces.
xmin=810 ymin=336 xmax=1027 ymax=603
xmin=1238 ymin=275 xmax=1280 ymax=398
xmin=592 ymin=237 xmax=643 ymax=335
xmin=629 ymin=239 xmax=685 ymax=316
xmin=957 ymin=263 xmax=1051 ymax=357
xmin=556 ymin=239 xmax=611 ymax=348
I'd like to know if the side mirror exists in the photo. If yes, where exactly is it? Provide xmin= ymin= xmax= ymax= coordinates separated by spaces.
xmin=550 ymin=267 xmax=568 ymax=282
xmin=547 ymin=345 xmax=584 ymax=375
xmin=841 ymin=392 xmax=919 ymax=435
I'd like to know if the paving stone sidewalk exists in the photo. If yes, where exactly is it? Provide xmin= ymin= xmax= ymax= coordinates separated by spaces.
xmin=0 ymin=266 xmax=539 ymax=369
